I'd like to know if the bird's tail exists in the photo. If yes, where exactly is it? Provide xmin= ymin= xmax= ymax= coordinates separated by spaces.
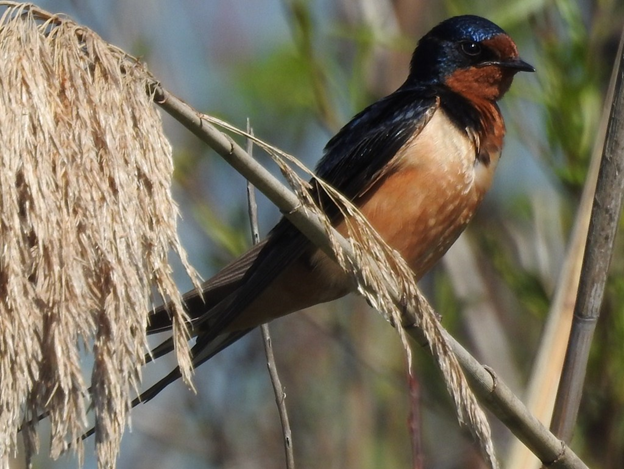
xmin=138 ymin=328 xmax=253 ymax=404
xmin=79 ymin=328 xmax=253 ymax=442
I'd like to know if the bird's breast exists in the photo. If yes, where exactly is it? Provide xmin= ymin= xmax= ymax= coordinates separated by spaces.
xmin=349 ymin=107 xmax=501 ymax=278
xmin=285 ymin=106 xmax=503 ymax=315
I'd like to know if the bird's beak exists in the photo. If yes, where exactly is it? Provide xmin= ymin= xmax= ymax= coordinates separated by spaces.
xmin=502 ymin=57 xmax=535 ymax=72
xmin=481 ymin=57 xmax=535 ymax=72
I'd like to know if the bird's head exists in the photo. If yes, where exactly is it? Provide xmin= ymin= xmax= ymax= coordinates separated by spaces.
xmin=407 ymin=15 xmax=534 ymax=101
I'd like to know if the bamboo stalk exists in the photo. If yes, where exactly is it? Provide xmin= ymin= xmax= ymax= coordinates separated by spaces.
xmin=550 ymin=28 xmax=624 ymax=443
xmin=506 ymin=25 xmax=623 ymax=469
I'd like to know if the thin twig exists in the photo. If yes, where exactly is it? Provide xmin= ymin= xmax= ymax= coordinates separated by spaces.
xmin=408 ymin=374 xmax=423 ymax=469
xmin=550 ymin=27 xmax=624 ymax=443
xmin=148 ymin=81 xmax=589 ymax=469
xmin=245 ymin=121 xmax=295 ymax=469
xmin=246 ymin=122 xmax=261 ymax=246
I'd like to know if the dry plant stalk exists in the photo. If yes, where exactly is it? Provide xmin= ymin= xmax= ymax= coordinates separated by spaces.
xmin=203 ymin=115 xmax=498 ymax=469
xmin=0 ymin=3 xmax=198 ymax=467
xmin=151 ymin=84 xmax=588 ymax=468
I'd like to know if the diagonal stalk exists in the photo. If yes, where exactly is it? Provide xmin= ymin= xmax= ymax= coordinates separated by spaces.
xmin=148 ymin=81 xmax=589 ymax=469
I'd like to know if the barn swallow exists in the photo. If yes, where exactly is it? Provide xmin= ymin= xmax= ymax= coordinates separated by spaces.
xmin=140 ymin=15 xmax=534 ymax=403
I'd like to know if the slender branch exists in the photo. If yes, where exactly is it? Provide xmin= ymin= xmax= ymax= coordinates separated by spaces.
xmin=149 ymin=82 xmax=589 ymax=469
xmin=439 ymin=331 xmax=574 ymax=468
xmin=260 ymin=325 xmax=295 ymax=467
xmin=246 ymin=122 xmax=261 ymax=246
xmin=550 ymin=28 xmax=624 ymax=442
xmin=408 ymin=374 xmax=424 ymax=469
xmin=245 ymin=122 xmax=295 ymax=469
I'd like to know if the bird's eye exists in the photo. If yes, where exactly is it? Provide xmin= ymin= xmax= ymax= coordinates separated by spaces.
xmin=461 ymin=41 xmax=482 ymax=57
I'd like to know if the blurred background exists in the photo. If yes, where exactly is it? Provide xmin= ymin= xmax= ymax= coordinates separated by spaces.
xmin=13 ymin=0 xmax=624 ymax=468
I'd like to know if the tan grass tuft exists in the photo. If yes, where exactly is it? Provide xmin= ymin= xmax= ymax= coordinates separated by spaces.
xmin=204 ymin=114 xmax=499 ymax=469
xmin=0 ymin=3 xmax=198 ymax=467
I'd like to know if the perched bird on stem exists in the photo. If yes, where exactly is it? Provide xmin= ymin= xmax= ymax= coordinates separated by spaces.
xmin=142 ymin=15 xmax=534 ymax=402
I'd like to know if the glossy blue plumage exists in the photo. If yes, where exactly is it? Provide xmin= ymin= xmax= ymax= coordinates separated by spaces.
xmin=316 ymin=86 xmax=437 ymax=201
xmin=408 ymin=15 xmax=514 ymax=85
xmin=427 ymin=15 xmax=506 ymax=43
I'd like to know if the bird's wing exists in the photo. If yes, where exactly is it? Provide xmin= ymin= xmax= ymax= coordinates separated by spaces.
xmin=147 ymin=239 xmax=268 ymax=334
xmin=316 ymin=87 xmax=439 ymax=200
xmin=136 ymin=327 xmax=253 ymax=404
xmin=136 ymin=88 xmax=439 ymax=403
xmin=149 ymin=87 xmax=438 ymax=334
xmin=175 ymin=87 xmax=440 ymax=339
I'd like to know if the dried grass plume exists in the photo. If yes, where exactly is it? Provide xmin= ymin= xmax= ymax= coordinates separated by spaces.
xmin=0 ymin=3 xmax=198 ymax=467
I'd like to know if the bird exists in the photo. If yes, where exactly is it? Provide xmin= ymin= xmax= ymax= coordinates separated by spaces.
xmin=140 ymin=15 xmax=534 ymax=403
